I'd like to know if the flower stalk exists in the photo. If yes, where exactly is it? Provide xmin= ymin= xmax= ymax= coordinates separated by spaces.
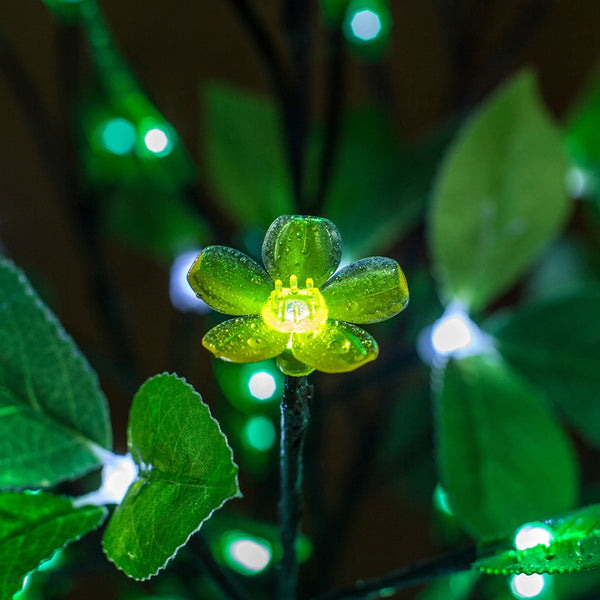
xmin=278 ymin=374 xmax=313 ymax=600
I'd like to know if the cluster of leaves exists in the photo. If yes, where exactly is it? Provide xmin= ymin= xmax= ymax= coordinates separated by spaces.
xmin=0 ymin=260 xmax=239 ymax=599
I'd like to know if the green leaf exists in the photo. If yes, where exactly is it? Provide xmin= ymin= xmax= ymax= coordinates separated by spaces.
xmin=103 ymin=373 xmax=240 ymax=580
xmin=0 ymin=491 xmax=106 ymax=600
xmin=0 ymin=260 xmax=112 ymax=489
xmin=320 ymin=107 xmax=450 ymax=258
xmin=103 ymin=187 xmax=209 ymax=262
xmin=202 ymin=82 xmax=293 ymax=227
xmin=429 ymin=71 xmax=571 ymax=310
xmin=476 ymin=504 xmax=600 ymax=575
xmin=488 ymin=288 xmax=600 ymax=448
xmin=436 ymin=355 xmax=578 ymax=538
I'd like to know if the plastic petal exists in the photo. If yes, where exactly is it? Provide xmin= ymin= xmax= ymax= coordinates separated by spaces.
xmin=188 ymin=246 xmax=273 ymax=315
xmin=276 ymin=350 xmax=315 ymax=377
xmin=320 ymin=257 xmax=409 ymax=324
xmin=203 ymin=316 xmax=289 ymax=363
xmin=262 ymin=215 xmax=342 ymax=288
xmin=291 ymin=320 xmax=378 ymax=373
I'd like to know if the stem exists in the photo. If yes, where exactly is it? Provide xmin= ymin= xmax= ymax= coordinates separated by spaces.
xmin=278 ymin=374 xmax=313 ymax=600
xmin=311 ymin=544 xmax=478 ymax=600
xmin=313 ymin=25 xmax=346 ymax=215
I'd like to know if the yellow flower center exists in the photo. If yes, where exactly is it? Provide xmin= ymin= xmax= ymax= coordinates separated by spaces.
xmin=261 ymin=275 xmax=328 ymax=334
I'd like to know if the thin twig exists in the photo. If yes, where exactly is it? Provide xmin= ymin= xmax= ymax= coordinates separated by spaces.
xmin=313 ymin=25 xmax=346 ymax=215
xmin=278 ymin=374 xmax=313 ymax=600
xmin=224 ymin=0 xmax=289 ymax=99
xmin=282 ymin=0 xmax=313 ymax=212
xmin=311 ymin=545 xmax=478 ymax=600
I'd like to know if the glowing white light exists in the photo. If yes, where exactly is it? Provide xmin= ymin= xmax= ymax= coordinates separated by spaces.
xmin=248 ymin=371 xmax=277 ymax=400
xmin=350 ymin=9 xmax=382 ymax=41
xmin=511 ymin=573 xmax=546 ymax=598
xmin=418 ymin=303 xmax=494 ymax=365
xmin=100 ymin=454 xmax=138 ymax=504
xmin=515 ymin=523 xmax=554 ymax=551
xmin=144 ymin=127 xmax=170 ymax=154
xmin=432 ymin=315 xmax=473 ymax=354
xmin=229 ymin=539 xmax=272 ymax=573
xmin=169 ymin=249 xmax=210 ymax=314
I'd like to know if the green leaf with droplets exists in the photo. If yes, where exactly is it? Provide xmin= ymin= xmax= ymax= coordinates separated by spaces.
xmin=429 ymin=70 xmax=570 ymax=310
xmin=103 ymin=373 xmax=240 ymax=580
xmin=0 ymin=260 xmax=112 ymax=489
xmin=203 ymin=82 xmax=293 ymax=227
xmin=475 ymin=504 xmax=600 ymax=575
xmin=436 ymin=355 xmax=578 ymax=538
xmin=0 ymin=492 xmax=106 ymax=600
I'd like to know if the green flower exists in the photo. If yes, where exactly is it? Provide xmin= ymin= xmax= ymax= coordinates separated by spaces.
xmin=187 ymin=215 xmax=409 ymax=376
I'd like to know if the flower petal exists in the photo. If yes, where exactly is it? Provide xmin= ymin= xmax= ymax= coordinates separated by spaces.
xmin=203 ymin=316 xmax=289 ymax=363
xmin=291 ymin=320 xmax=378 ymax=373
xmin=188 ymin=246 xmax=273 ymax=315
xmin=262 ymin=216 xmax=342 ymax=288
xmin=320 ymin=257 xmax=409 ymax=324
xmin=276 ymin=350 xmax=315 ymax=377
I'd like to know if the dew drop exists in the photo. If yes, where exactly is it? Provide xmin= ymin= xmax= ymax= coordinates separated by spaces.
xmin=247 ymin=338 xmax=263 ymax=348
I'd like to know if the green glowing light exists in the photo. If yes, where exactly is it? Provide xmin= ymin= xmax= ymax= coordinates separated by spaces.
xmin=243 ymin=416 xmax=276 ymax=452
xmin=221 ymin=530 xmax=272 ymax=575
xmin=433 ymin=484 xmax=455 ymax=516
xmin=99 ymin=118 xmax=136 ymax=155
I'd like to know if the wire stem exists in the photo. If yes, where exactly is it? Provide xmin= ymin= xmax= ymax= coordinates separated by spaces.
xmin=278 ymin=374 xmax=313 ymax=600
xmin=311 ymin=544 xmax=478 ymax=600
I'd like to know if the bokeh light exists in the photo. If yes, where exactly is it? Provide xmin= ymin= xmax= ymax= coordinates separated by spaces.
xmin=99 ymin=117 xmax=136 ymax=155
xmin=143 ymin=126 xmax=171 ymax=156
xmin=511 ymin=573 xmax=546 ymax=598
xmin=169 ymin=249 xmax=210 ymax=314
xmin=514 ymin=523 xmax=554 ymax=551
xmin=248 ymin=371 xmax=277 ymax=400
xmin=243 ymin=416 xmax=276 ymax=452
xmin=100 ymin=453 xmax=138 ymax=504
xmin=349 ymin=8 xmax=382 ymax=41
xmin=221 ymin=531 xmax=272 ymax=575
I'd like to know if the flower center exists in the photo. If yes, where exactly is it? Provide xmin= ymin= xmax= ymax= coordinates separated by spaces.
xmin=261 ymin=275 xmax=328 ymax=334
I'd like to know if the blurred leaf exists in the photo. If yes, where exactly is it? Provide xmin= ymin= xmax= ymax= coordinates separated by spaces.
xmin=202 ymin=83 xmax=293 ymax=227
xmin=103 ymin=187 xmax=209 ymax=262
xmin=488 ymin=288 xmax=600 ymax=448
xmin=436 ymin=355 xmax=578 ymax=538
xmin=476 ymin=503 xmax=600 ymax=575
xmin=429 ymin=70 xmax=571 ymax=310
xmin=103 ymin=373 xmax=240 ymax=580
xmin=321 ymin=107 xmax=451 ymax=258
xmin=0 ymin=260 xmax=112 ymax=489
xmin=565 ymin=62 xmax=600 ymax=171
xmin=415 ymin=571 xmax=479 ymax=600
xmin=0 ymin=492 xmax=106 ymax=600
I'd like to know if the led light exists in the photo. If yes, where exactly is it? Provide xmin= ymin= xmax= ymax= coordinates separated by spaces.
xmin=514 ymin=523 xmax=553 ymax=551
xmin=433 ymin=484 xmax=455 ymax=516
xmin=432 ymin=314 xmax=473 ymax=354
xmin=243 ymin=416 xmax=276 ymax=452
xmin=99 ymin=117 xmax=136 ymax=155
xmin=170 ymin=249 xmax=210 ymax=313
xmin=248 ymin=371 xmax=277 ymax=400
xmin=100 ymin=453 xmax=138 ymax=504
xmin=511 ymin=573 xmax=546 ymax=598
xmin=143 ymin=126 xmax=172 ymax=156
xmin=350 ymin=8 xmax=382 ymax=41
xmin=222 ymin=531 xmax=272 ymax=575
